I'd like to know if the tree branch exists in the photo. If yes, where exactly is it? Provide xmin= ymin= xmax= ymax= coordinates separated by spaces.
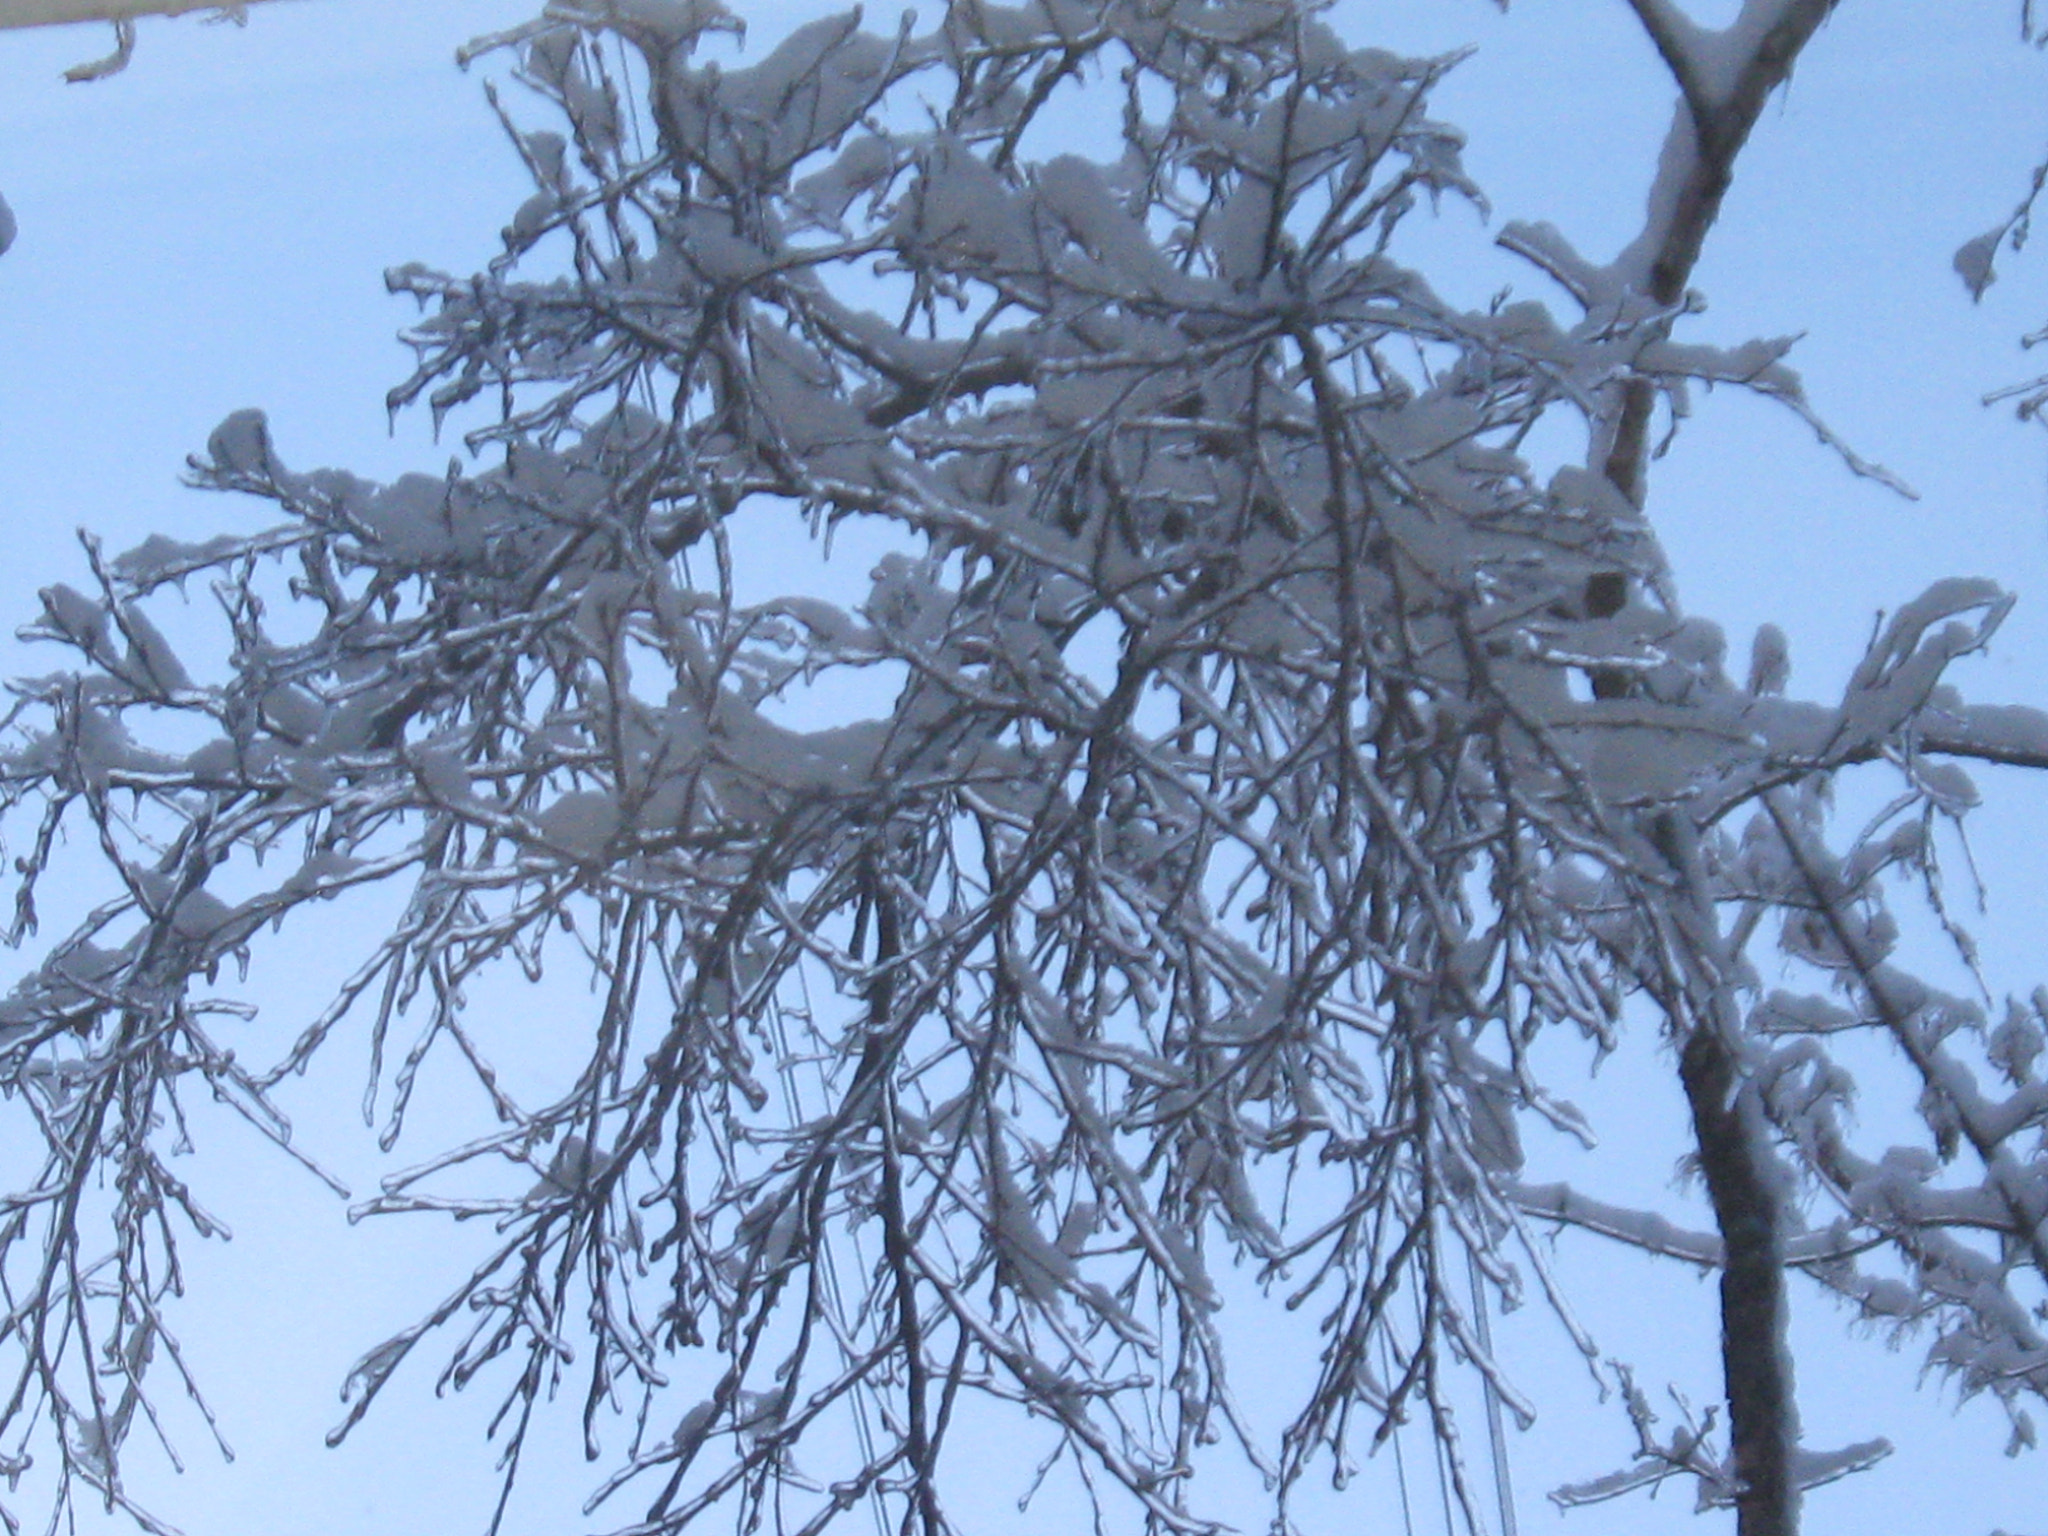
xmin=1607 ymin=0 xmax=1848 ymax=501
xmin=1623 ymin=0 xmax=1716 ymax=132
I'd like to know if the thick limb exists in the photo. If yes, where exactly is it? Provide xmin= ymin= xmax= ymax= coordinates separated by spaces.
xmin=1601 ymin=12 xmax=1850 ymax=1529
xmin=1680 ymin=1024 xmax=1799 ymax=1536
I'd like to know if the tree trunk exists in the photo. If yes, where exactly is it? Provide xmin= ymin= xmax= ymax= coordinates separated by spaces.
xmin=1680 ymin=1024 xmax=1799 ymax=1536
xmin=1605 ymin=11 xmax=1849 ymax=1514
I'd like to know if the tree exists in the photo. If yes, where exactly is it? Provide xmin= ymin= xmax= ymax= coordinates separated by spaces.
xmin=0 ymin=3 xmax=2044 ymax=1535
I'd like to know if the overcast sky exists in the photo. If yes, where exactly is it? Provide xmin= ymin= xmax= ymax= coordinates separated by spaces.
xmin=2 ymin=3 xmax=2047 ymax=1534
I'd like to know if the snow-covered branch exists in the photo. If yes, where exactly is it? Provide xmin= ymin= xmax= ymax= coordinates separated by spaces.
xmin=1 ymin=4 xmax=2045 ymax=1534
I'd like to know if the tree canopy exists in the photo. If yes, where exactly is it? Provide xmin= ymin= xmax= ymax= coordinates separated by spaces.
xmin=0 ymin=4 xmax=2046 ymax=1536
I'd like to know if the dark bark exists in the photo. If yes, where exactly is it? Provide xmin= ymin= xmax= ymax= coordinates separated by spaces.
xmin=1680 ymin=1025 xmax=1800 ymax=1536
xmin=1606 ymin=0 xmax=1848 ymax=503
xmin=1604 ymin=13 xmax=1849 ymax=1529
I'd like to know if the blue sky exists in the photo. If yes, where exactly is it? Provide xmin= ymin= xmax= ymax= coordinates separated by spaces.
xmin=2 ymin=3 xmax=2047 ymax=1533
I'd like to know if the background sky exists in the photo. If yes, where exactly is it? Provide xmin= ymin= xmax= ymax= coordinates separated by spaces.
xmin=2 ymin=2 xmax=2047 ymax=1534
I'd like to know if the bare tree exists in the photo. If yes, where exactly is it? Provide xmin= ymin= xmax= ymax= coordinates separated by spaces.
xmin=0 ymin=4 xmax=2044 ymax=1536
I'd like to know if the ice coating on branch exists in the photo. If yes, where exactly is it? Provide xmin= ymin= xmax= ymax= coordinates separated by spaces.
xmin=1956 ymin=227 xmax=2003 ymax=300
xmin=205 ymin=407 xmax=279 ymax=481
xmin=1833 ymin=579 xmax=2011 ymax=754
xmin=1747 ymin=622 xmax=1790 ymax=696
xmin=2 ymin=5 xmax=2045 ymax=1534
